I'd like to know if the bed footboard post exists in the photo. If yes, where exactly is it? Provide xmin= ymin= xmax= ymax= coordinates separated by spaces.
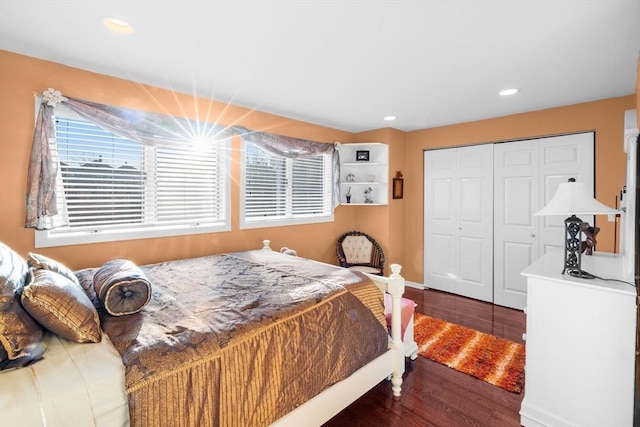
xmin=387 ymin=263 xmax=405 ymax=398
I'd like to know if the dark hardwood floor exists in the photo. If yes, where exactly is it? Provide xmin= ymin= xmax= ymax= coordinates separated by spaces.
xmin=323 ymin=287 xmax=526 ymax=427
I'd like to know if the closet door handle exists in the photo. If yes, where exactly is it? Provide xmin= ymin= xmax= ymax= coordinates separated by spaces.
xmin=531 ymin=233 xmax=536 ymax=238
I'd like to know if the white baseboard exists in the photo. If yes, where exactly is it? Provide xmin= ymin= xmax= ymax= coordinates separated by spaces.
xmin=405 ymin=281 xmax=425 ymax=290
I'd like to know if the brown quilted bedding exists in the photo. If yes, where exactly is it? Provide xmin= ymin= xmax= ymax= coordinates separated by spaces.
xmin=97 ymin=250 xmax=388 ymax=427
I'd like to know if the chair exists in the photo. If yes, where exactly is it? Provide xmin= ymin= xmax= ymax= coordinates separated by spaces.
xmin=336 ymin=231 xmax=385 ymax=276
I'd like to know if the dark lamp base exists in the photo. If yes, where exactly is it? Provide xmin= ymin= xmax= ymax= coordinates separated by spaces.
xmin=567 ymin=269 xmax=596 ymax=280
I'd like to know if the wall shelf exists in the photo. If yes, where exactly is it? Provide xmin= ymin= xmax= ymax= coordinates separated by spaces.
xmin=339 ymin=142 xmax=388 ymax=206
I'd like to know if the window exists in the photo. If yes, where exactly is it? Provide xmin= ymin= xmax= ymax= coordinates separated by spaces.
xmin=241 ymin=141 xmax=333 ymax=228
xmin=36 ymin=112 xmax=230 ymax=247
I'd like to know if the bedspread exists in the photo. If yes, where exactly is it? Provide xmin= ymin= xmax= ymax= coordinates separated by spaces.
xmin=99 ymin=250 xmax=388 ymax=427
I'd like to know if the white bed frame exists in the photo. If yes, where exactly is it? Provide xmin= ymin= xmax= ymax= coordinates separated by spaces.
xmin=1 ymin=241 xmax=409 ymax=427
xmin=262 ymin=241 xmax=407 ymax=427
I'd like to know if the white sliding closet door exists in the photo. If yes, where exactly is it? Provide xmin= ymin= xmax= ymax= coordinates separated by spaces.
xmin=424 ymin=144 xmax=494 ymax=302
xmin=493 ymin=140 xmax=539 ymax=309
xmin=493 ymin=133 xmax=594 ymax=309
xmin=537 ymin=134 xmax=595 ymax=254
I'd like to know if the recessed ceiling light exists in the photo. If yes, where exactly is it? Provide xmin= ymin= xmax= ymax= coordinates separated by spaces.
xmin=384 ymin=116 xmax=397 ymax=121
xmin=499 ymin=88 xmax=519 ymax=96
xmin=103 ymin=17 xmax=134 ymax=34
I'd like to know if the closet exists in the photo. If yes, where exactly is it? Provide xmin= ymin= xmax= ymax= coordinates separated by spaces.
xmin=423 ymin=144 xmax=494 ymax=303
xmin=424 ymin=132 xmax=594 ymax=309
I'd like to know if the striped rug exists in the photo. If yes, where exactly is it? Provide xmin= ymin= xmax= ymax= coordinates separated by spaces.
xmin=413 ymin=313 xmax=526 ymax=393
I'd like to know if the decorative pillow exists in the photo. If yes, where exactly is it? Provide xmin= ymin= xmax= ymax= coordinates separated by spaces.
xmin=0 ymin=242 xmax=45 ymax=370
xmin=27 ymin=252 xmax=81 ymax=287
xmin=93 ymin=259 xmax=152 ymax=316
xmin=21 ymin=269 xmax=102 ymax=343
xmin=73 ymin=267 xmax=100 ymax=309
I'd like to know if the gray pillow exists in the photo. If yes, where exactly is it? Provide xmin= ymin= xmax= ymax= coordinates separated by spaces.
xmin=21 ymin=269 xmax=101 ymax=343
xmin=93 ymin=259 xmax=152 ymax=316
xmin=27 ymin=252 xmax=81 ymax=286
xmin=0 ymin=242 xmax=45 ymax=370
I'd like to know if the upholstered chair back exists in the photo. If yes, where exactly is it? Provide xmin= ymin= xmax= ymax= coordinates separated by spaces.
xmin=341 ymin=236 xmax=374 ymax=264
xmin=336 ymin=231 xmax=385 ymax=275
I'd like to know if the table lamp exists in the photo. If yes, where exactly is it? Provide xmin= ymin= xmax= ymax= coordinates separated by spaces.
xmin=534 ymin=178 xmax=619 ymax=279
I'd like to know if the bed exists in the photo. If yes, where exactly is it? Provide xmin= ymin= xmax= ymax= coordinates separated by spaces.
xmin=0 ymin=240 xmax=407 ymax=427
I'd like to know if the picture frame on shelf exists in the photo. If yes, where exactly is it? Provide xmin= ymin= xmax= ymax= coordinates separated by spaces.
xmin=392 ymin=178 xmax=404 ymax=199
xmin=356 ymin=150 xmax=370 ymax=161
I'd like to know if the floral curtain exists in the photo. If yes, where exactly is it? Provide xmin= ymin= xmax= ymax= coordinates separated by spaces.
xmin=26 ymin=88 xmax=340 ymax=230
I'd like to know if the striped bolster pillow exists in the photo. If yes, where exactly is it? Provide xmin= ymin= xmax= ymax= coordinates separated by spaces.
xmin=93 ymin=259 xmax=152 ymax=316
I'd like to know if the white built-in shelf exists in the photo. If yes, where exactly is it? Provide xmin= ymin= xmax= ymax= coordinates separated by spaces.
xmin=339 ymin=142 xmax=388 ymax=206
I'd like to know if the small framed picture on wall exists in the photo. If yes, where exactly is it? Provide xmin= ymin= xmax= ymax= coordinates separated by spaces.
xmin=392 ymin=178 xmax=404 ymax=199
xmin=356 ymin=150 xmax=370 ymax=161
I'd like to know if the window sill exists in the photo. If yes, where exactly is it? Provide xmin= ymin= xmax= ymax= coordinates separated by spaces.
xmin=239 ymin=214 xmax=334 ymax=230
xmin=35 ymin=222 xmax=231 ymax=248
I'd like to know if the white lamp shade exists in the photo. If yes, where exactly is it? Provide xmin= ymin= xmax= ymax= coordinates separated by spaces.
xmin=534 ymin=182 xmax=619 ymax=216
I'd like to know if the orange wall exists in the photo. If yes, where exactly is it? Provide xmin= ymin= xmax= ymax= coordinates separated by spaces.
xmin=403 ymin=95 xmax=636 ymax=282
xmin=352 ymin=128 xmax=407 ymax=274
xmin=0 ymin=50 xmax=364 ymax=269
xmin=0 ymin=49 xmax=636 ymax=284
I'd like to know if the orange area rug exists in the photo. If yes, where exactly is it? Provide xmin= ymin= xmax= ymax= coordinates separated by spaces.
xmin=413 ymin=313 xmax=526 ymax=393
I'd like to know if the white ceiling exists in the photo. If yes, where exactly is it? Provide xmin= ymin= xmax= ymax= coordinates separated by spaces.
xmin=1 ymin=0 xmax=638 ymax=133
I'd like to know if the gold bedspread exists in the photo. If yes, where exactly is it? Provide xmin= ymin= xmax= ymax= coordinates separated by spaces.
xmin=99 ymin=250 xmax=388 ymax=427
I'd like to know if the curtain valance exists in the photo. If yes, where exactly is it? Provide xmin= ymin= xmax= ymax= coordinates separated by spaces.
xmin=234 ymin=126 xmax=340 ymax=209
xmin=26 ymin=88 xmax=340 ymax=230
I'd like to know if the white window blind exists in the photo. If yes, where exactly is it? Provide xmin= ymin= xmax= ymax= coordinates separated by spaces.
xmin=56 ymin=118 xmax=146 ymax=228
xmin=37 ymin=115 xmax=230 ymax=246
xmin=242 ymin=142 xmax=333 ymax=228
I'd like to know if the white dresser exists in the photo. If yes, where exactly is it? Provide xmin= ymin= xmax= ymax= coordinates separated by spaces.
xmin=520 ymin=250 xmax=637 ymax=427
